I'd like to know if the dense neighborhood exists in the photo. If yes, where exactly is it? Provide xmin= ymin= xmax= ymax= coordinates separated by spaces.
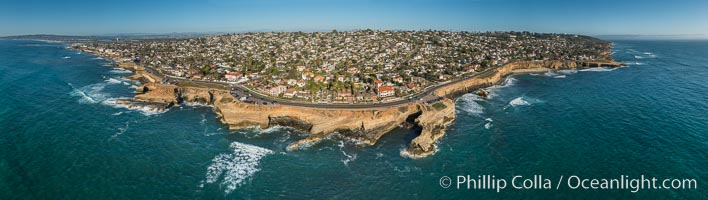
xmin=73 ymin=30 xmax=612 ymax=103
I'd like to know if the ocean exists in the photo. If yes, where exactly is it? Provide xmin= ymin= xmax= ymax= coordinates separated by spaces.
xmin=0 ymin=39 xmax=705 ymax=199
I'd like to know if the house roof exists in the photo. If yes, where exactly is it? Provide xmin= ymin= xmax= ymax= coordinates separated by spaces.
xmin=377 ymin=85 xmax=394 ymax=92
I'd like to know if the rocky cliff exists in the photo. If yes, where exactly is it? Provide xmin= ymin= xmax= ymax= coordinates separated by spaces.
xmin=210 ymin=90 xmax=456 ymax=156
xmin=134 ymin=83 xmax=179 ymax=104
xmin=118 ymin=59 xmax=622 ymax=159
xmin=128 ymin=83 xmax=456 ymax=157
xmin=434 ymin=60 xmax=623 ymax=98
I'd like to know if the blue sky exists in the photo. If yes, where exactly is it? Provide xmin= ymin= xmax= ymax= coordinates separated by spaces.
xmin=1 ymin=0 xmax=707 ymax=36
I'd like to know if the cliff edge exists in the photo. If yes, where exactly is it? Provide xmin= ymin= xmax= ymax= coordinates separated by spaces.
xmin=113 ymin=59 xmax=622 ymax=158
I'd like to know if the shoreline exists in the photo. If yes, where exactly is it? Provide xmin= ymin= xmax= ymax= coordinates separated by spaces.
xmin=76 ymin=46 xmax=622 ymax=158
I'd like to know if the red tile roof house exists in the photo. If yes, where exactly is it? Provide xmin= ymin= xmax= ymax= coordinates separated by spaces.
xmin=376 ymin=85 xmax=395 ymax=97
xmin=374 ymin=79 xmax=384 ymax=88
xmin=225 ymin=72 xmax=243 ymax=81
xmin=283 ymin=88 xmax=297 ymax=98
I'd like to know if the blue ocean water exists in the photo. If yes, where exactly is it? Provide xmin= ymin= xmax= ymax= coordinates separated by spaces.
xmin=0 ymin=39 xmax=706 ymax=199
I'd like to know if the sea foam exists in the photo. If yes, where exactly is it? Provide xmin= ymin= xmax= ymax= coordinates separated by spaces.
xmin=484 ymin=118 xmax=493 ymax=129
xmin=102 ymin=98 xmax=169 ymax=116
xmin=204 ymin=141 xmax=273 ymax=194
xmin=456 ymin=93 xmax=484 ymax=115
xmin=108 ymin=68 xmax=132 ymax=74
xmin=68 ymin=82 xmax=109 ymax=104
xmin=579 ymin=67 xmax=617 ymax=72
xmin=338 ymin=141 xmax=357 ymax=166
xmin=483 ymin=76 xmax=517 ymax=98
xmin=509 ymin=97 xmax=531 ymax=106
xmin=507 ymin=96 xmax=544 ymax=107
xmin=105 ymin=78 xmax=123 ymax=84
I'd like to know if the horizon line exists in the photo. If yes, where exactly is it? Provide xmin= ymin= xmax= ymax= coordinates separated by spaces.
xmin=4 ymin=29 xmax=708 ymax=40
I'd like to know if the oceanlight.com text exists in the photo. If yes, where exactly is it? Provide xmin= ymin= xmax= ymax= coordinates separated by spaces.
xmin=439 ymin=175 xmax=697 ymax=193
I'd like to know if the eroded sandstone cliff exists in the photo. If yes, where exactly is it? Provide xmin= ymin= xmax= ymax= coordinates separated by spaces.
xmin=434 ymin=60 xmax=623 ymax=99
xmin=127 ymin=82 xmax=457 ymax=157
xmin=120 ymin=60 xmax=622 ymax=158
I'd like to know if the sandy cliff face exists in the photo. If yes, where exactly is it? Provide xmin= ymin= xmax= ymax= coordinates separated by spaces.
xmin=121 ymin=60 xmax=621 ymax=158
xmin=134 ymin=83 xmax=178 ymax=104
xmin=130 ymin=83 xmax=456 ymax=157
xmin=405 ymin=98 xmax=456 ymax=158
xmin=214 ymin=97 xmax=421 ymax=149
xmin=434 ymin=60 xmax=622 ymax=98
xmin=210 ymin=91 xmax=455 ymax=156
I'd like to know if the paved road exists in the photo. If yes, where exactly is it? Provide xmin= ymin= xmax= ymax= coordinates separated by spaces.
xmin=140 ymin=62 xmax=498 ymax=108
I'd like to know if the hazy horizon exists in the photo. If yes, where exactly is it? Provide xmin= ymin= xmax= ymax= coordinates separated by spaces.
xmin=2 ymin=0 xmax=707 ymax=37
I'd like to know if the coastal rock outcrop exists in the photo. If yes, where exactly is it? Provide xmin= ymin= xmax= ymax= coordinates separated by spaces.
xmin=209 ymin=92 xmax=441 ymax=151
xmin=116 ymin=59 xmax=622 ymax=158
xmin=434 ymin=60 xmax=623 ymax=99
xmin=477 ymin=88 xmax=489 ymax=99
xmin=134 ymin=83 xmax=178 ymax=104
xmin=405 ymin=99 xmax=456 ymax=158
xmin=130 ymin=84 xmax=457 ymax=157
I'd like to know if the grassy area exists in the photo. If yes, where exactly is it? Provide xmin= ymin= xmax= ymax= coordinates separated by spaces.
xmin=431 ymin=102 xmax=447 ymax=110
xmin=175 ymin=81 xmax=230 ymax=90
xmin=220 ymin=96 xmax=234 ymax=103
xmin=398 ymin=106 xmax=408 ymax=113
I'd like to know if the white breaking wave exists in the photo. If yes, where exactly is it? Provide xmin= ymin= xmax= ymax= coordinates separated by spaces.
xmin=68 ymin=81 xmax=167 ymax=116
xmin=558 ymin=69 xmax=578 ymax=74
xmin=204 ymin=141 xmax=273 ymax=194
xmin=105 ymin=78 xmax=123 ymax=84
xmin=260 ymin=125 xmax=293 ymax=135
xmin=633 ymin=54 xmax=655 ymax=59
xmin=455 ymin=93 xmax=484 ymax=115
xmin=338 ymin=141 xmax=357 ymax=166
xmin=509 ymin=97 xmax=531 ymax=106
xmin=484 ymin=118 xmax=493 ymax=129
xmin=507 ymin=96 xmax=544 ymax=108
xmin=102 ymin=98 xmax=169 ymax=116
xmin=483 ymin=76 xmax=517 ymax=98
xmin=183 ymin=101 xmax=215 ymax=108
xmin=400 ymin=145 xmax=438 ymax=159
xmin=623 ymin=61 xmax=644 ymax=66
xmin=642 ymin=52 xmax=657 ymax=58
xmin=499 ymin=76 xmax=517 ymax=87
xmin=542 ymin=71 xmax=569 ymax=78
xmin=68 ymin=82 xmax=109 ymax=104
xmin=579 ymin=67 xmax=616 ymax=72
xmin=109 ymin=68 xmax=132 ymax=74
xmin=231 ymin=126 xmax=293 ymax=139
xmin=543 ymin=71 xmax=558 ymax=77
xmin=111 ymin=121 xmax=130 ymax=139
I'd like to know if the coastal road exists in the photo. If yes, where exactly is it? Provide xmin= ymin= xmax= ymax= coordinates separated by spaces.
xmin=221 ymin=67 xmax=498 ymax=108
xmin=140 ymin=62 xmax=498 ymax=109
